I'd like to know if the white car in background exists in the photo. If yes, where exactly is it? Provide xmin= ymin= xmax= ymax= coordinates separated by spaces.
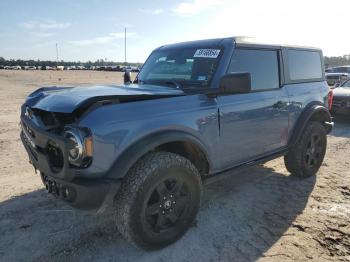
xmin=326 ymin=72 xmax=349 ymax=87
xmin=24 ymin=66 xmax=36 ymax=70
xmin=10 ymin=65 xmax=21 ymax=70
xmin=327 ymin=65 xmax=350 ymax=74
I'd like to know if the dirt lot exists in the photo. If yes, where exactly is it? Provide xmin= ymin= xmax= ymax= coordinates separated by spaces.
xmin=0 ymin=70 xmax=349 ymax=262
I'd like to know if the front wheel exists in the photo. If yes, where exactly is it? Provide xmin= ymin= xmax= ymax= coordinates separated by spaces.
xmin=115 ymin=152 xmax=202 ymax=250
xmin=284 ymin=121 xmax=327 ymax=178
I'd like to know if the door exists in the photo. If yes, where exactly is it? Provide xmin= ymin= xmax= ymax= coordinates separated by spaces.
xmin=217 ymin=48 xmax=290 ymax=169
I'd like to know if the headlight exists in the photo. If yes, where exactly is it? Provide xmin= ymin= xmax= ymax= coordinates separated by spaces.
xmin=65 ymin=130 xmax=83 ymax=162
xmin=64 ymin=127 xmax=93 ymax=167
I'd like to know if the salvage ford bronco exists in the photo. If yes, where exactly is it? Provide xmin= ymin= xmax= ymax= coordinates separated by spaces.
xmin=20 ymin=37 xmax=333 ymax=249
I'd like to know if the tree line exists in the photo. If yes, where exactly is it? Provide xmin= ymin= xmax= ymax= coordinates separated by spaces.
xmin=1 ymin=55 xmax=350 ymax=68
xmin=0 ymin=57 xmax=142 ymax=67
xmin=324 ymin=55 xmax=350 ymax=68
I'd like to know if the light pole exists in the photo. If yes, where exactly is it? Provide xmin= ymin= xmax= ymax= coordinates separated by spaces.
xmin=124 ymin=28 xmax=127 ymax=67
xmin=56 ymin=43 xmax=59 ymax=65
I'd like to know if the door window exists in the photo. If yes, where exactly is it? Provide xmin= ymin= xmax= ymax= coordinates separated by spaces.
xmin=228 ymin=49 xmax=280 ymax=91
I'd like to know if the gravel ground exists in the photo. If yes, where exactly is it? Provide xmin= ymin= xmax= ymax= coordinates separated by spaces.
xmin=0 ymin=70 xmax=349 ymax=262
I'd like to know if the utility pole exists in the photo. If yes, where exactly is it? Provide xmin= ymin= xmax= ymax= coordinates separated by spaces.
xmin=56 ymin=43 xmax=59 ymax=64
xmin=124 ymin=27 xmax=127 ymax=67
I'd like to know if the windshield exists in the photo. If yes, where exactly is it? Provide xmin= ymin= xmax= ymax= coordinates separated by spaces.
xmin=137 ymin=47 xmax=222 ymax=89
xmin=341 ymin=79 xmax=350 ymax=88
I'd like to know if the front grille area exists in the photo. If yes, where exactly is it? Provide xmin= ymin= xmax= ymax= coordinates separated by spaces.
xmin=39 ymin=110 xmax=56 ymax=126
xmin=22 ymin=121 xmax=35 ymax=138
xmin=47 ymin=140 xmax=64 ymax=173
xmin=22 ymin=131 xmax=38 ymax=160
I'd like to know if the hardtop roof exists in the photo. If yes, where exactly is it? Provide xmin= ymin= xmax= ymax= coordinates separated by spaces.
xmin=157 ymin=36 xmax=322 ymax=52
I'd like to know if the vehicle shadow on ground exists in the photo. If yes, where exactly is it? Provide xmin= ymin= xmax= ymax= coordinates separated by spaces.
xmin=332 ymin=115 xmax=350 ymax=138
xmin=0 ymin=164 xmax=315 ymax=262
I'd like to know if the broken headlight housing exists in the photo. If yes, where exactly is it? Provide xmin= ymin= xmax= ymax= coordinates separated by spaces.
xmin=64 ymin=127 xmax=93 ymax=167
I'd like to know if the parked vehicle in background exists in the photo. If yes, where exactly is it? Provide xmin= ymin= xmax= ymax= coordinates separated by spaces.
xmin=130 ymin=66 xmax=140 ymax=72
xmin=331 ymin=78 xmax=350 ymax=115
xmin=327 ymin=65 xmax=350 ymax=74
xmin=24 ymin=66 xmax=37 ymax=70
xmin=326 ymin=72 xmax=349 ymax=87
xmin=57 ymin=66 xmax=64 ymax=71
xmin=85 ymin=65 xmax=96 ymax=70
xmin=10 ymin=65 xmax=21 ymax=70
xmin=3 ymin=65 xmax=22 ymax=70
xmin=95 ymin=66 xmax=105 ymax=71
xmin=19 ymin=37 xmax=333 ymax=250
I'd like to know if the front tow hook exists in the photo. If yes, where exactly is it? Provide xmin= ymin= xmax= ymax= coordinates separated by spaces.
xmin=45 ymin=180 xmax=60 ymax=197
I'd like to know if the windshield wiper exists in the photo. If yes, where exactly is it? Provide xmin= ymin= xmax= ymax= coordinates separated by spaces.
xmin=141 ymin=80 xmax=182 ymax=89
xmin=164 ymin=81 xmax=181 ymax=89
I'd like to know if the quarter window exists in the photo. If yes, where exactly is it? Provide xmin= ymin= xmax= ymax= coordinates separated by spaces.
xmin=227 ymin=49 xmax=279 ymax=91
xmin=287 ymin=50 xmax=322 ymax=81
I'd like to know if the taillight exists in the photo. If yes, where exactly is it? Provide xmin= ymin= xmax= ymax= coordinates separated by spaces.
xmin=328 ymin=89 xmax=333 ymax=110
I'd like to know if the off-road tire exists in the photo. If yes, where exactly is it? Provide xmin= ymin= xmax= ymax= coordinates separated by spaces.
xmin=284 ymin=121 xmax=327 ymax=178
xmin=115 ymin=151 xmax=202 ymax=250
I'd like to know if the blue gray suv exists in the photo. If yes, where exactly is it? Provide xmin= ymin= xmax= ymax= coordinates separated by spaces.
xmin=20 ymin=37 xmax=333 ymax=249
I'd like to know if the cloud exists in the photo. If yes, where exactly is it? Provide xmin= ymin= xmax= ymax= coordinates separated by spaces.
xmin=172 ymin=0 xmax=221 ymax=16
xmin=30 ymin=32 xmax=55 ymax=38
xmin=140 ymin=8 xmax=164 ymax=15
xmin=69 ymin=32 xmax=136 ymax=46
xmin=19 ymin=21 xmax=71 ymax=30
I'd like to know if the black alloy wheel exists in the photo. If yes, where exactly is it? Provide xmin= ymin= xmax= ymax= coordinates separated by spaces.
xmin=304 ymin=134 xmax=323 ymax=169
xmin=284 ymin=121 xmax=327 ymax=178
xmin=115 ymin=152 xmax=202 ymax=249
xmin=144 ymin=177 xmax=190 ymax=233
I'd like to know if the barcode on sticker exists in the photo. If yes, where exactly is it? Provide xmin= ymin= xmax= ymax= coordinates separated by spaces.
xmin=193 ymin=49 xmax=220 ymax=58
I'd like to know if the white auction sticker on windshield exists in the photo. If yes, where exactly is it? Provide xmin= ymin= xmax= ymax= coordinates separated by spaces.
xmin=193 ymin=49 xmax=220 ymax=58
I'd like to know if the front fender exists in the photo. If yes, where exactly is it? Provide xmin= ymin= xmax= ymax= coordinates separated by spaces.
xmin=105 ymin=130 xmax=212 ymax=180
xmin=96 ymin=130 xmax=212 ymax=213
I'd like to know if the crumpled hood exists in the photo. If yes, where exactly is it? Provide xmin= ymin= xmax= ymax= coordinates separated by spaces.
xmin=26 ymin=84 xmax=184 ymax=113
xmin=333 ymin=87 xmax=350 ymax=97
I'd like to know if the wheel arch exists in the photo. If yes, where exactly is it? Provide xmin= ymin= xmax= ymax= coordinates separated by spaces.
xmin=289 ymin=103 xmax=332 ymax=147
xmin=105 ymin=130 xmax=212 ymax=180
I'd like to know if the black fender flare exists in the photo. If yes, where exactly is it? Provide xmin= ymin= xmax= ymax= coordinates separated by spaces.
xmin=288 ymin=103 xmax=333 ymax=147
xmin=105 ymin=130 xmax=212 ymax=180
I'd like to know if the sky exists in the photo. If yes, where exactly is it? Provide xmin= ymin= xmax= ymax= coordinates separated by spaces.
xmin=0 ymin=0 xmax=349 ymax=63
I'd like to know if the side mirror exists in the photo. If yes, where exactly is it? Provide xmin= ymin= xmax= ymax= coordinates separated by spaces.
xmin=123 ymin=70 xmax=132 ymax=84
xmin=334 ymin=83 xmax=340 ymax=88
xmin=219 ymin=72 xmax=251 ymax=94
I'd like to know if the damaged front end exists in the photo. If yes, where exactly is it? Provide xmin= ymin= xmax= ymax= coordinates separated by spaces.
xmin=20 ymin=84 xmax=184 ymax=209
xmin=22 ymin=105 xmax=93 ymax=172
xmin=20 ymin=103 xmax=118 ymax=209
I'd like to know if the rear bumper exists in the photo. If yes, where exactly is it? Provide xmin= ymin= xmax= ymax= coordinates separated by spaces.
xmin=325 ymin=120 xmax=334 ymax=134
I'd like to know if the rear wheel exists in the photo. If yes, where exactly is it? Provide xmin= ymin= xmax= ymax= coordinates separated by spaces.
xmin=284 ymin=121 xmax=327 ymax=178
xmin=115 ymin=152 xmax=202 ymax=249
